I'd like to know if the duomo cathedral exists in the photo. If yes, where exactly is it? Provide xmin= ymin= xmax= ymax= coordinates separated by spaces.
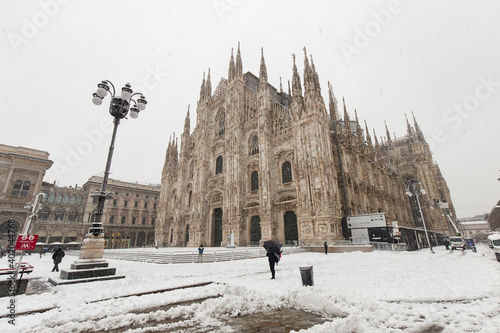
xmin=156 ymin=45 xmax=457 ymax=249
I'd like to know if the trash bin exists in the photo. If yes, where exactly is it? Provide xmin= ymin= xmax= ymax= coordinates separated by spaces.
xmin=299 ymin=266 xmax=314 ymax=286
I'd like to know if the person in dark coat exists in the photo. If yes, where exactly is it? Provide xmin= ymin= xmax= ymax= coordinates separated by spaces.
xmin=324 ymin=241 xmax=328 ymax=255
xmin=198 ymin=244 xmax=204 ymax=263
xmin=52 ymin=247 xmax=65 ymax=272
xmin=266 ymin=250 xmax=278 ymax=279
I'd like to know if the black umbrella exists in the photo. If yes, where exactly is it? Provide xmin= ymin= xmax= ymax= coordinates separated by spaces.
xmin=263 ymin=240 xmax=281 ymax=254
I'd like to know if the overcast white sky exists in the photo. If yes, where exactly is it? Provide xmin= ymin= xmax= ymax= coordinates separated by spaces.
xmin=1 ymin=0 xmax=499 ymax=218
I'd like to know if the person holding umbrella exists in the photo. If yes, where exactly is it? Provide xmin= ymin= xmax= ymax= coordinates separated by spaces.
xmin=51 ymin=246 xmax=65 ymax=272
xmin=263 ymin=240 xmax=281 ymax=280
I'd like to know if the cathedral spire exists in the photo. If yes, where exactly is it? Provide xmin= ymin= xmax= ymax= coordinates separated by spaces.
xmin=292 ymin=54 xmax=302 ymax=97
xmin=412 ymin=111 xmax=424 ymax=139
xmin=384 ymin=121 xmax=392 ymax=143
xmin=310 ymin=54 xmax=321 ymax=94
xmin=343 ymin=97 xmax=352 ymax=136
xmin=205 ymin=68 xmax=212 ymax=99
xmin=184 ymin=105 xmax=190 ymax=134
xmin=373 ymin=129 xmax=379 ymax=148
xmin=288 ymin=80 xmax=291 ymax=96
xmin=328 ymin=81 xmax=338 ymax=122
xmin=259 ymin=47 xmax=268 ymax=85
xmin=279 ymin=77 xmax=283 ymax=93
xmin=365 ymin=120 xmax=373 ymax=148
xmin=228 ymin=48 xmax=235 ymax=81
xmin=405 ymin=113 xmax=412 ymax=135
xmin=235 ymin=42 xmax=243 ymax=77
xmin=303 ymin=47 xmax=314 ymax=93
xmin=199 ymin=72 xmax=206 ymax=101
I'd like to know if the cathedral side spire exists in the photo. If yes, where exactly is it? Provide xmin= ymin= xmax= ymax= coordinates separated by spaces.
xmin=184 ymin=105 xmax=190 ymax=134
xmin=384 ymin=121 xmax=392 ymax=143
xmin=235 ymin=42 xmax=243 ymax=77
xmin=343 ymin=97 xmax=352 ymax=136
xmin=328 ymin=81 xmax=338 ymax=122
xmin=279 ymin=77 xmax=283 ymax=93
xmin=310 ymin=54 xmax=321 ymax=94
xmin=405 ymin=113 xmax=413 ymax=135
xmin=365 ymin=120 xmax=373 ymax=148
xmin=292 ymin=54 xmax=302 ymax=97
xmin=288 ymin=80 xmax=291 ymax=96
xmin=303 ymin=47 xmax=314 ymax=93
xmin=259 ymin=47 xmax=268 ymax=85
xmin=199 ymin=72 xmax=206 ymax=101
xmin=205 ymin=68 xmax=212 ymax=99
xmin=228 ymin=48 xmax=235 ymax=81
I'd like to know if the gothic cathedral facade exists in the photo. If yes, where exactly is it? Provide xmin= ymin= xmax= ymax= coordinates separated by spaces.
xmin=156 ymin=45 xmax=457 ymax=248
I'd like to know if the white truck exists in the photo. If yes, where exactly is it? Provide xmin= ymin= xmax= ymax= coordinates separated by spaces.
xmin=487 ymin=233 xmax=500 ymax=262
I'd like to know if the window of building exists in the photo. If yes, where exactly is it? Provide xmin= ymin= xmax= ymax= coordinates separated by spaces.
xmin=68 ymin=209 xmax=78 ymax=222
xmin=136 ymin=194 xmax=139 ymax=198
xmin=142 ymin=218 xmax=146 ymax=225
xmin=113 ymin=199 xmax=117 ymax=206
xmin=146 ymin=195 xmax=149 ymax=199
xmin=249 ymin=135 xmax=259 ymax=155
xmin=121 ymin=216 xmax=126 ymax=224
xmin=54 ymin=209 xmax=64 ymax=221
xmin=115 ymin=192 xmax=118 ymax=195
xmin=124 ymin=200 xmax=128 ymax=207
xmin=39 ymin=207 xmax=50 ymax=220
xmin=63 ymin=195 xmax=69 ymax=204
xmin=48 ymin=193 xmax=55 ymax=203
xmin=93 ymin=197 xmax=98 ymax=204
xmin=70 ymin=195 xmax=76 ymax=204
xmin=56 ymin=194 xmax=63 ymax=204
xmin=132 ymin=217 xmax=136 ymax=225
xmin=134 ymin=201 xmax=138 ymax=208
xmin=11 ymin=180 xmax=22 ymax=195
xmin=151 ymin=218 xmax=155 ymax=226
xmin=282 ymin=161 xmax=293 ymax=183
xmin=109 ymin=215 xmax=115 ymax=224
xmin=126 ymin=193 xmax=129 ymax=196
xmin=144 ymin=202 xmax=148 ymax=209
xmin=153 ymin=203 xmax=157 ymax=209
xmin=188 ymin=191 xmax=192 ymax=207
xmin=42 ymin=193 xmax=48 ymax=202
xmin=251 ymin=171 xmax=259 ymax=191
xmin=20 ymin=181 xmax=31 ymax=197
xmin=216 ymin=156 xmax=223 ymax=175
xmin=77 ymin=196 xmax=83 ymax=205
xmin=218 ymin=111 xmax=225 ymax=136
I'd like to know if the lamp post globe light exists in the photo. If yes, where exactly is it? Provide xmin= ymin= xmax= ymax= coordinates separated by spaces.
xmin=82 ymin=81 xmax=147 ymax=259
xmin=406 ymin=179 xmax=434 ymax=254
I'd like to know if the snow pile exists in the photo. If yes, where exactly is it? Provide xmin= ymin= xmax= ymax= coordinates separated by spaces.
xmin=1 ymin=244 xmax=499 ymax=332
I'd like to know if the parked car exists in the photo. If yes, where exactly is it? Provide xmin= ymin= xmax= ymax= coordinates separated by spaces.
xmin=449 ymin=236 xmax=465 ymax=251
xmin=487 ymin=233 xmax=500 ymax=262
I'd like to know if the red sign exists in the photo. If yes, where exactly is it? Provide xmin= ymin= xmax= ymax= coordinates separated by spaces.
xmin=15 ymin=234 xmax=38 ymax=250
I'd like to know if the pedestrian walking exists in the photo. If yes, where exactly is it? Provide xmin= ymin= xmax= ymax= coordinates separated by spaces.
xmin=198 ymin=244 xmax=204 ymax=263
xmin=266 ymin=250 xmax=279 ymax=279
xmin=324 ymin=241 xmax=328 ymax=255
xmin=51 ymin=247 xmax=65 ymax=272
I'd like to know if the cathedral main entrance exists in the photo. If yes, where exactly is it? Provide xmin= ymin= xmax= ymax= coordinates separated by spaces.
xmin=250 ymin=215 xmax=261 ymax=245
xmin=284 ymin=211 xmax=298 ymax=245
xmin=213 ymin=208 xmax=223 ymax=247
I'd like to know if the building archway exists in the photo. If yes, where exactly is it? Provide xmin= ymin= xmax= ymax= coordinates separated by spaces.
xmin=147 ymin=232 xmax=155 ymax=246
xmin=250 ymin=216 xmax=261 ymax=245
xmin=213 ymin=208 xmax=223 ymax=247
xmin=48 ymin=229 xmax=63 ymax=243
xmin=284 ymin=211 xmax=298 ymax=245
xmin=137 ymin=231 xmax=146 ymax=247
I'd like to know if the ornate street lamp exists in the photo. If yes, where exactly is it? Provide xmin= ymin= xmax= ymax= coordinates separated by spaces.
xmin=82 ymin=81 xmax=147 ymax=258
xmin=406 ymin=179 xmax=434 ymax=254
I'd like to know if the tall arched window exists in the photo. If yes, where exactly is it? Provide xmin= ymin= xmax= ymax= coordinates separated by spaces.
xmin=70 ymin=195 xmax=76 ymax=204
xmin=77 ymin=196 xmax=83 ymax=205
xmin=48 ymin=193 xmax=55 ymax=203
xmin=11 ymin=180 xmax=22 ymax=195
xmin=56 ymin=194 xmax=63 ymax=203
xmin=20 ymin=181 xmax=31 ymax=196
xmin=251 ymin=171 xmax=259 ymax=191
xmin=215 ymin=156 xmax=223 ymax=175
xmin=282 ymin=161 xmax=292 ymax=183
xmin=189 ymin=161 xmax=195 ymax=179
xmin=218 ymin=111 xmax=225 ymax=136
xmin=249 ymin=135 xmax=259 ymax=155
xmin=188 ymin=191 xmax=192 ymax=207
xmin=42 ymin=193 xmax=48 ymax=202
xmin=63 ymin=194 xmax=70 ymax=204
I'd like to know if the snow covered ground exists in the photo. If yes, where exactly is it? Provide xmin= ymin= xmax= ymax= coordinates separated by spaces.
xmin=1 ymin=244 xmax=499 ymax=332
